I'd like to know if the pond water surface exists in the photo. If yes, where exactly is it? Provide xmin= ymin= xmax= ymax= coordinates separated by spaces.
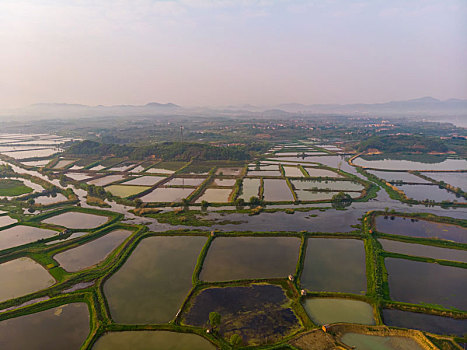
xmin=42 ymin=211 xmax=109 ymax=229
xmin=341 ymin=333 xmax=424 ymax=350
xmin=263 ymin=179 xmax=294 ymax=201
xmin=303 ymin=298 xmax=375 ymax=325
xmin=0 ymin=225 xmax=58 ymax=251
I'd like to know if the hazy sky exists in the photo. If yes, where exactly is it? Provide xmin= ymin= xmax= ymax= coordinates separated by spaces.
xmin=0 ymin=0 xmax=466 ymax=108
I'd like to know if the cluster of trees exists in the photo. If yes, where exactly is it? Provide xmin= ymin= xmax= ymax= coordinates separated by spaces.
xmin=357 ymin=135 xmax=449 ymax=153
xmin=331 ymin=192 xmax=353 ymax=209
xmin=67 ymin=140 xmax=258 ymax=161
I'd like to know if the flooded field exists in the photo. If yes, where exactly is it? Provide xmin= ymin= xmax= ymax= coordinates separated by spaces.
xmin=88 ymin=175 xmax=125 ymax=187
xmin=53 ymin=159 xmax=74 ymax=169
xmin=239 ymin=178 xmax=260 ymax=200
xmin=93 ymin=331 xmax=215 ymax=350
xmin=3 ymin=148 xmax=62 ymax=159
xmin=105 ymin=185 xmax=150 ymax=198
xmin=195 ymin=188 xmax=232 ymax=203
xmin=375 ymin=216 xmax=467 ymax=243
xmin=341 ymin=333 xmax=424 ymax=350
xmin=216 ymin=167 xmax=242 ymax=176
xmin=122 ymin=175 xmax=166 ymax=186
xmin=367 ymin=170 xmax=430 ymax=183
xmin=183 ymin=284 xmax=300 ymax=346
xmin=54 ymin=229 xmax=132 ymax=272
xmin=422 ymin=172 xmax=467 ymax=190
xmin=65 ymin=172 xmax=93 ymax=181
xmin=0 ymin=303 xmax=90 ymax=349
xmin=292 ymin=179 xmax=363 ymax=192
xmin=0 ymin=215 xmax=17 ymax=227
xmin=385 ymin=258 xmax=467 ymax=310
xmin=34 ymin=193 xmax=68 ymax=205
xmin=0 ymin=225 xmax=58 ymax=251
xmin=383 ymin=309 xmax=467 ymax=337
xmin=145 ymin=167 xmax=175 ymax=174
xmin=353 ymin=156 xmax=467 ymax=171
xmin=247 ymin=170 xmax=282 ymax=177
xmin=0 ymin=257 xmax=54 ymax=302
xmin=301 ymin=238 xmax=366 ymax=294
xmin=42 ymin=211 xmax=109 ymax=229
xmin=213 ymin=178 xmax=236 ymax=186
xmin=379 ymin=239 xmax=467 ymax=262
xmin=104 ymin=236 xmax=206 ymax=324
xmin=200 ymin=237 xmax=300 ymax=281
xmin=397 ymin=184 xmax=461 ymax=202
xmin=303 ymin=298 xmax=375 ymax=325
xmin=263 ymin=179 xmax=294 ymax=201
xmin=283 ymin=166 xmax=304 ymax=177
xmin=304 ymin=167 xmax=342 ymax=177
xmin=166 ymin=177 xmax=206 ymax=186
xmin=140 ymin=187 xmax=194 ymax=202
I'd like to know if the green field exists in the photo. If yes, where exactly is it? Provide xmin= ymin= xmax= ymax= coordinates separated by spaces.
xmin=0 ymin=179 xmax=33 ymax=196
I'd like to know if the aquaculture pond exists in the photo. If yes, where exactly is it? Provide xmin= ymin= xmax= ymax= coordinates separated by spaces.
xmin=122 ymin=175 xmax=166 ymax=186
xmin=165 ymin=177 xmax=205 ymax=186
xmin=213 ymin=178 xmax=236 ymax=186
xmin=263 ymin=179 xmax=294 ymax=202
xmin=104 ymin=235 xmax=206 ymax=324
xmin=353 ymin=156 xmax=467 ymax=171
xmin=195 ymin=188 xmax=232 ymax=203
xmin=105 ymin=185 xmax=150 ymax=198
xmin=303 ymin=298 xmax=375 ymax=325
xmin=200 ymin=237 xmax=300 ymax=281
xmin=304 ymin=167 xmax=342 ymax=177
xmin=422 ymin=172 xmax=467 ymax=191
xmin=283 ymin=166 xmax=304 ymax=177
xmin=88 ymin=175 xmax=125 ymax=186
xmin=183 ymin=284 xmax=301 ymax=346
xmin=0 ymin=257 xmax=54 ymax=302
xmin=379 ymin=239 xmax=467 ymax=263
xmin=42 ymin=211 xmax=109 ymax=229
xmin=54 ymin=229 xmax=132 ymax=272
xmin=0 ymin=303 xmax=90 ymax=349
xmin=216 ymin=167 xmax=242 ymax=176
xmin=247 ymin=170 xmax=282 ymax=177
xmin=140 ymin=187 xmax=195 ymax=202
xmin=366 ymin=170 xmax=429 ymax=183
xmin=145 ymin=167 xmax=175 ymax=174
xmin=129 ymin=165 xmax=145 ymax=173
xmin=3 ymin=148 xmax=61 ymax=159
xmin=239 ymin=178 xmax=260 ymax=200
xmin=0 ymin=225 xmax=58 ymax=251
xmin=53 ymin=159 xmax=74 ymax=169
xmin=34 ymin=193 xmax=68 ymax=205
xmin=340 ymin=333 xmax=424 ymax=350
xmin=0 ymin=215 xmax=16 ymax=227
xmin=375 ymin=215 xmax=467 ymax=243
xmin=382 ymin=309 xmax=467 ymax=337
xmin=385 ymin=258 xmax=467 ymax=310
xmin=93 ymin=331 xmax=215 ymax=350
xmin=396 ymin=184 xmax=461 ymax=202
xmin=301 ymin=238 xmax=366 ymax=294
xmin=64 ymin=172 xmax=93 ymax=181
xmin=291 ymin=179 xmax=364 ymax=191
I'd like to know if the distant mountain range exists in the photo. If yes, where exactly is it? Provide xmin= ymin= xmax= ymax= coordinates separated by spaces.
xmin=1 ymin=97 xmax=466 ymax=121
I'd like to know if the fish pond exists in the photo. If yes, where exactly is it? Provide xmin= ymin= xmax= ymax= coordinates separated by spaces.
xmin=54 ymin=229 xmax=132 ymax=272
xmin=301 ymin=238 xmax=366 ymax=294
xmin=382 ymin=309 xmax=467 ymax=337
xmin=375 ymin=215 xmax=467 ymax=243
xmin=183 ymin=284 xmax=301 ymax=346
xmin=263 ymin=179 xmax=294 ymax=202
xmin=396 ymin=184 xmax=461 ymax=202
xmin=92 ymin=331 xmax=215 ymax=350
xmin=165 ymin=177 xmax=206 ymax=187
xmin=0 ymin=225 xmax=58 ymax=251
xmin=195 ymin=188 xmax=232 ymax=203
xmin=0 ymin=303 xmax=90 ymax=349
xmin=353 ymin=156 xmax=467 ymax=171
xmin=104 ymin=235 xmax=206 ymax=324
xmin=385 ymin=257 xmax=467 ymax=310
xmin=122 ymin=175 xmax=166 ymax=186
xmin=422 ymin=172 xmax=467 ymax=191
xmin=291 ymin=179 xmax=364 ymax=191
xmin=379 ymin=239 xmax=467 ymax=263
xmin=0 ymin=257 xmax=54 ymax=302
xmin=140 ymin=187 xmax=195 ymax=202
xmin=304 ymin=167 xmax=342 ymax=178
xmin=88 ymin=175 xmax=125 ymax=187
xmin=303 ymin=298 xmax=375 ymax=325
xmin=42 ymin=211 xmax=109 ymax=229
xmin=239 ymin=178 xmax=260 ymax=200
xmin=367 ymin=170 xmax=429 ymax=183
xmin=105 ymin=185 xmax=150 ymax=198
xmin=200 ymin=237 xmax=300 ymax=281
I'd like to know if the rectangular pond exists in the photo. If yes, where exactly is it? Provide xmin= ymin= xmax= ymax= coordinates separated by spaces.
xmin=216 ymin=167 xmax=242 ymax=176
xmin=54 ymin=229 xmax=132 ymax=272
xmin=65 ymin=172 xmax=93 ymax=181
xmin=247 ymin=170 xmax=282 ymax=177
xmin=0 ymin=225 xmax=58 ymax=251
xmin=422 ymin=172 xmax=467 ymax=191
xmin=367 ymin=170 xmax=429 ymax=183
xmin=263 ymin=179 xmax=294 ymax=202
xmin=375 ymin=215 xmax=467 ymax=243
xmin=195 ymin=188 xmax=232 ymax=203
xmin=140 ymin=187 xmax=195 ymax=202
xmin=301 ymin=238 xmax=367 ymax=294
xmin=165 ymin=177 xmax=206 ymax=187
xmin=0 ymin=303 xmax=90 ymax=349
xmin=341 ymin=333 xmax=424 ymax=350
xmin=88 ymin=175 xmax=125 ymax=187
xmin=292 ymin=179 xmax=364 ymax=192
xmin=122 ymin=175 xmax=166 ymax=186
xmin=382 ymin=309 xmax=467 ymax=337
xmin=105 ymin=185 xmax=150 ymax=198
xmin=104 ymin=235 xmax=207 ymax=324
xmin=0 ymin=257 xmax=54 ymax=302
xmin=200 ymin=236 xmax=301 ymax=281
xmin=385 ymin=257 xmax=467 ymax=310
xmin=283 ymin=166 xmax=304 ymax=177
xmin=239 ymin=178 xmax=260 ymax=201
xmin=213 ymin=178 xmax=236 ymax=187
xmin=379 ymin=239 xmax=467 ymax=263
xmin=353 ymin=156 xmax=467 ymax=171
xmin=396 ymin=184 xmax=461 ymax=202
xmin=304 ymin=168 xmax=343 ymax=178
xmin=42 ymin=211 xmax=109 ymax=229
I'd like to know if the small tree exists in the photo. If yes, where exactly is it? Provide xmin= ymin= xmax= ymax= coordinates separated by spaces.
xmin=235 ymin=198 xmax=245 ymax=208
xmin=230 ymin=334 xmax=242 ymax=347
xmin=249 ymin=196 xmax=261 ymax=206
xmin=201 ymin=200 xmax=209 ymax=210
xmin=209 ymin=311 xmax=221 ymax=332
xmin=181 ymin=198 xmax=190 ymax=211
